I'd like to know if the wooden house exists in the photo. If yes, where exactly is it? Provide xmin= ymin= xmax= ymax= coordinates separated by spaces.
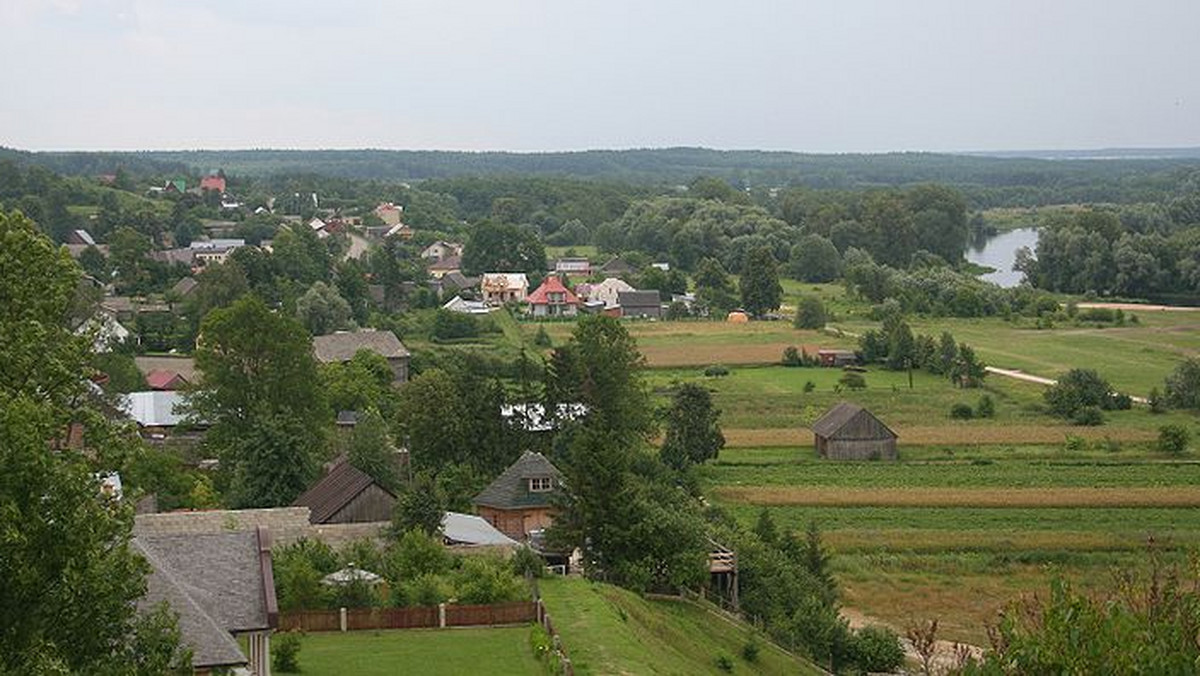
xmin=292 ymin=456 xmax=397 ymax=524
xmin=473 ymin=451 xmax=564 ymax=540
xmin=812 ymin=402 xmax=898 ymax=461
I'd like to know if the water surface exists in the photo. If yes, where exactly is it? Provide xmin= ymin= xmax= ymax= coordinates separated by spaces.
xmin=966 ymin=227 xmax=1038 ymax=288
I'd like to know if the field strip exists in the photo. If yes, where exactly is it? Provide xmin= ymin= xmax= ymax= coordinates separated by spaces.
xmin=716 ymin=485 xmax=1200 ymax=508
xmin=824 ymin=529 xmax=1198 ymax=552
xmin=722 ymin=426 xmax=1158 ymax=447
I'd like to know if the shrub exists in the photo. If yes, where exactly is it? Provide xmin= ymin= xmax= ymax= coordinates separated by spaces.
xmin=511 ymin=545 xmax=546 ymax=579
xmin=432 ymin=309 xmax=479 ymax=341
xmin=1072 ymin=406 xmax=1105 ymax=426
xmin=715 ymin=653 xmax=734 ymax=672
xmin=533 ymin=326 xmax=553 ymax=348
xmin=704 ymin=364 xmax=730 ymax=377
xmin=1148 ymin=387 xmax=1168 ymax=414
xmin=741 ymin=635 xmax=761 ymax=663
xmin=793 ymin=295 xmax=828 ymax=329
xmin=272 ymin=631 xmax=303 ymax=673
xmin=976 ymin=394 xmax=996 ymax=418
xmin=782 ymin=346 xmax=802 ymax=367
xmin=850 ymin=626 xmax=905 ymax=674
xmin=950 ymin=403 xmax=974 ymax=420
xmin=1045 ymin=369 xmax=1115 ymax=419
xmin=1064 ymin=435 xmax=1088 ymax=452
xmin=839 ymin=372 xmax=866 ymax=391
xmin=1157 ymin=425 xmax=1190 ymax=455
xmin=1109 ymin=392 xmax=1133 ymax=411
xmin=1165 ymin=358 xmax=1200 ymax=409
xmin=803 ymin=380 xmax=816 ymax=393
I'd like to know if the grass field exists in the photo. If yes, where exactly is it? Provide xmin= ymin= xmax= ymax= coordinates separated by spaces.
xmin=538 ymin=577 xmax=822 ymax=675
xmin=279 ymin=626 xmax=540 ymax=675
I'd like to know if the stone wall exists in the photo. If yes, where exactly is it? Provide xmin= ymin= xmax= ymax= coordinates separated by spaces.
xmin=134 ymin=507 xmax=387 ymax=547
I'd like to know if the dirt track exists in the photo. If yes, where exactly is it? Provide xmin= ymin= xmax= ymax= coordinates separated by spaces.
xmin=1076 ymin=302 xmax=1199 ymax=312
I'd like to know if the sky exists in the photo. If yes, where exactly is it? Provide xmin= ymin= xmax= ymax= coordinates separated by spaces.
xmin=2 ymin=0 xmax=1198 ymax=153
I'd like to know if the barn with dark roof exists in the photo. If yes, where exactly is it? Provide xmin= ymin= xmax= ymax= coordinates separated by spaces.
xmin=812 ymin=401 xmax=898 ymax=461
xmin=292 ymin=456 xmax=397 ymax=524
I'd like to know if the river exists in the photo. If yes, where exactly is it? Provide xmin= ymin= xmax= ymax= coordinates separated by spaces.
xmin=965 ymin=227 xmax=1038 ymax=288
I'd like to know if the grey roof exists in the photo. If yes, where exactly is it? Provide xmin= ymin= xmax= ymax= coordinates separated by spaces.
xmin=618 ymin=290 xmax=662 ymax=308
xmin=599 ymin=257 xmax=636 ymax=274
xmin=442 ymin=511 xmax=519 ymax=547
xmin=119 ymin=391 xmax=188 ymax=427
xmin=336 ymin=410 xmax=359 ymax=426
xmin=172 ymin=276 xmax=199 ymax=297
xmin=473 ymin=451 xmax=564 ymax=510
xmin=151 ymin=248 xmax=197 ymax=266
xmin=293 ymin=456 xmax=396 ymax=524
xmin=811 ymin=401 xmax=898 ymax=440
xmin=312 ymin=329 xmax=410 ymax=362
xmin=442 ymin=271 xmax=480 ymax=291
xmin=135 ymin=529 xmax=277 ymax=668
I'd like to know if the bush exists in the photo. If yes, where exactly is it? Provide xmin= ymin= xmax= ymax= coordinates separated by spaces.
xmin=976 ymin=394 xmax=996 ymax=418
xmin=511 ymin=545 xmax=545 ymax=579
xmin=1148 ymin=387 xmax=1168 ymax=414
xmin=803 ymin=380 xmax=816 ymax=393
xmin=715 ymin=653 xmax=734 ymax=672
xmin=533 ymin=326 xmax=553 ymax=348
xmin=1157 ymin=425 xmax=1190 ymax=455
xmin=432 ymin=309 xmax=479 ymax=341
xmin=1045 ymin=369 xmax=1116 ymax=419
xmin=1109 ymin=392 xmax=1133 ymax=411
xmin=950 ymin=403 xmax=974 ymax=420
xmin=850 ymin=626 xmax=905 ymax=674
xmin=1064 ymin=435 xmax=1088 ymax=452
xmin=1165 ymin=357 xmax=1200 ymax=409
xmin=793 ymin=295 xmax=828 ymax=329
xmin=273 ymin=631 xmax=303 ymax=673
xmin=782 ymin=346 xmax=802 ymax=367
xmin=704 ymin=364 xmax=730 ymax=377
xmin=839 ymin=372 xmax=866 ymax=390
xmin=741 ymin=635 xmax=761 ymax=663
xmin=1072 ymin=406 xmax=1105 ymax=426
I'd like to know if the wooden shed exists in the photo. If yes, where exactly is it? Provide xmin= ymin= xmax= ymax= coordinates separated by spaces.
xmin=812 ymin=402 xmax=898 ymax=461
xmin=292 ymin=456 xmax=397 ymax=524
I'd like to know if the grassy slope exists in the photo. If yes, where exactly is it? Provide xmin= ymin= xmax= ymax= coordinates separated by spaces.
xmin=272 ymin=627 xmax=540 ymax=676
xmin=539 ymin=577 xmax=824 ymax=676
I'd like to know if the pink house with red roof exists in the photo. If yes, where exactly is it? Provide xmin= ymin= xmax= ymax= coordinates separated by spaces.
xmin=527 ymin=276 xmax=580 ymax=317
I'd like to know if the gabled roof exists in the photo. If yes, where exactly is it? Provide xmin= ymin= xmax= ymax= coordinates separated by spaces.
xmin=617 ymin=290 xmax=662 ymax=308
xmin=599 ymin=257 xmax=636 ymax=274
xmin=811 ymin=401 xmax=897 ymax=440
xmin=120 ymin=391 xmax=188 ymax=427
xmin=429 ymin=254 xmax=462 ymax=271
xmin=312 ymin=329 xmax=410 ymax=363
xmin=473 ymin=451 xmax=564 ymax=510
xmin=171 ymin=276 xmax=199 ymax=297
xmin=442 ymin=511 xmax=519 ymax=547
xmin=441 ymin=271 xmax=479 ymax=291
xmin=527 ymin=276 xmax=579 ymax=306
xmin=135 ymin=528 xmax=277 ymax=668
xmin=146 ymin=370 xmax=188 ymax=391
xmin=293 ymin=457 xmax=396 ymax=524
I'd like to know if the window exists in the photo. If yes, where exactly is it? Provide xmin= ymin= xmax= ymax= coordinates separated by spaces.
xmin=529 ymin=477 xmax=553 ymax=492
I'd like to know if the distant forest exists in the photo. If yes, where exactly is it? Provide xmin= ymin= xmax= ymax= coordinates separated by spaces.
xmin=4 ymin=146 xmax=1200 ymax=209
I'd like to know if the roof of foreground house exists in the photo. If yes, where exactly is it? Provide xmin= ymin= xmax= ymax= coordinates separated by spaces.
xmin=811 ymin=402 xmax=897 ymax=440
xmin=312 ymin=329 xmax=410 ymax=363
xmin=473 ymin=451 xmax=564 ymax=510
xmin=135 ymin=528 xmax=277 ymax=669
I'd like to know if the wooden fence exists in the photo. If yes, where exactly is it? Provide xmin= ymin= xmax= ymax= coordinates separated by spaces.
xmin=279 ymin=601 xmax=535 ymax=632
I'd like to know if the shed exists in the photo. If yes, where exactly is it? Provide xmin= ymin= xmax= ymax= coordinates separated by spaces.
xmin=811 ymin=401 xmax=898 ymax=461
xmin=617 ymin=290 xmax=663 ymax=319
xmin=292 ymin=457 xmax=397 ymax=524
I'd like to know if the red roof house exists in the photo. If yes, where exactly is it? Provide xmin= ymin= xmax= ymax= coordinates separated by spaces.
xmin=200 ymin=174 xmax=227 ymax=193
xmin=146 ymin=370 xmax=189 ymax=391
xmin=527 ymin=276 xmax=579 ymax=318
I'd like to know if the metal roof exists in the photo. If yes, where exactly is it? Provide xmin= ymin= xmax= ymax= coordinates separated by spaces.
xmin=119 ymin=391 xmax=188 ymax=427
xmin=442 ymin=511 xmax=519 ymax=547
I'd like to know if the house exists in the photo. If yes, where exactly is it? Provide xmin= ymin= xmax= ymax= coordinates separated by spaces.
xmin=312 ymin=329 xmax=411 ymax=383
xmin=586 ymin=277 xmax=634 ymax=309
xmin=812 ymin=402 xmax=898 ymax=461
xmin=171 ymin=276 xmax=199 ymax=299
xmin=66 ymin=228 xmax=96 ymax=245
xmin=428 ymin=254 xmax=463 ymax=279
xmin=76 ymin=308 xmax=133 ymax=352
xmin=163 ymin=179 xmax=187 ymax=194
xmin=199 ymin=174 xmax=227 ymax=193
xmin=818 ymin=349 xmax=859 ymax=368
xmin=134 ymin=528 xmax=277 ymax=675
xmin=119 ymin=390 xmax=195 ymax=439
xmin=146 ymin=369 xmax=189 ymax=391
xmin=442 ymin=511 xmax=519 ymax=549
xmin=385 ymin=223 xmax=414 ymax=239
xmin=421 ymin=241 xmax=464 ymax=262
xmin=527 ymin=276 xmax=579 ymax=317
xmin=617 ymin=290 xmax=663 ymax=319
xmin=292 ymin=456 xmax=397 ymax=524
xmin=480 ymin=273 xmax=529 ymax=306
xmin=152 ymin=248 xmax=198 ymax=267
xmin=598 ymin=257 xmax=637 ymax=278
xmin=431 ymin=271 xmax=480 ymax=298
xmin=135 ymin=355 xmax=197 ymax=382
xmin=473 ymin=451 xmax=565 ymax=540
xmin=442 ymin=295 xmax=491 ymax=315
xmin=308 ymin=217 xmax=330 ymax=239
xmin=374 ymin=202 xmax=404 ymax=226
xmin=189 ymin=239 xmax=246 ymax=267
xmin=551 ymin=257 xmax=591 ymax=277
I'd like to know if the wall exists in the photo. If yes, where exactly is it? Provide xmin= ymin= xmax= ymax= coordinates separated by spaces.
xmin=824 ymin=438 xmax=897 ymax=461
xmin=134 ymin=507 xmax=388 ymax=547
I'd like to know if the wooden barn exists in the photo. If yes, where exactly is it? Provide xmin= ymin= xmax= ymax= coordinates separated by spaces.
xmin=292 ymin=456 xmax=397 ymax=524
xmin=812 ymin=402 xmax=898 ymax=461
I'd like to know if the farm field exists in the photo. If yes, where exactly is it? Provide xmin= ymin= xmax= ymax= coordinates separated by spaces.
xmin=538 ymin=577 xmax=822 ymax=675
xmin=701 ymin=442 xmax=1200 ymax=644
xmin=273 ymin=626 xmax=540 ymax=675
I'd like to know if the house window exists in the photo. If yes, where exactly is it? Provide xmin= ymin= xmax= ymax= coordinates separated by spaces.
xmin=529 ymin=477 xmax=553 ymax=492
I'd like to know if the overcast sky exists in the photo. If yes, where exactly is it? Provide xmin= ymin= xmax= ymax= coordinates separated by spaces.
xmin=2 ymin=0 xmax=1198 ymax=153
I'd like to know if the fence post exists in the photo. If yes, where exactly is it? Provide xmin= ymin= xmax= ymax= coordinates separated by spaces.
xmin=339 ymin=607 xmax=347 ymax=632
xmin=561 ymin=656 xmax=573 ymax=676
xmin=537 ymin=599 xmax=544 ymax=624
xmin=438 ymin=603 xmax=447 ymax=628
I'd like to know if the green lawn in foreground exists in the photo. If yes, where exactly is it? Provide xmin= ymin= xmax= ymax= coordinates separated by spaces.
xmin=287 ymin=626 xmax=540 ymax=676
xmin=539 ymin=577 xmax=822 ymax=675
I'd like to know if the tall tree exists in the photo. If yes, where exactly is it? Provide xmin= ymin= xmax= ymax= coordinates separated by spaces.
xmin=460 ymin=219 xmax=546 ymax=276
xmin=0 ymin=210 xmax=186 ymax=672
xmin=188 ymin=295 xmax=327 ymax=506
xmin=739 ymin=246 xmax=783 ymax=317
xmin=348 ymin=408 xmax=400 ymax=490
xmin=659 ymin=383 xmax=724 ymax=471
xmin=788 ymin=234 xmax=842 ymax=283
xmin=296 ymin=281 xmax=354 ymax=336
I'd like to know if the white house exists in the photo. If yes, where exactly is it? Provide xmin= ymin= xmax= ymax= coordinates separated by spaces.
xmin=480 ymin=273 xmax=529 ymax=306
xmin=586 ymin=277 xmax=635 ymax=309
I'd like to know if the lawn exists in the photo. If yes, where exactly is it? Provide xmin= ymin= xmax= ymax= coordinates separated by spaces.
xmin=538 ymin=577 xmax=822 ymax=675
xmin=280 ymin=626 xmax=541 ymax=675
